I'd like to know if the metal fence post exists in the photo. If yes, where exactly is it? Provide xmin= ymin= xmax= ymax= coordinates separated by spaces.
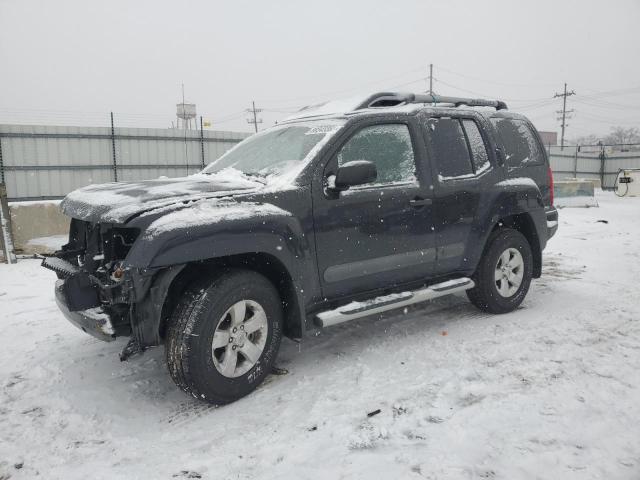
xmin=110 ymin=112 xmax=118 ymax=182
xmin=599 ymin=142 xmax=606 ymax=188
xmin=0 ymin=183 xmax=16 ymax=264
xmin=200 ymin=116 xmax=205 ymax=170
xmin=574 ymin=145 xmax=579 ymax=178
xmin=0 ymin=135 xmax=4 ymax=185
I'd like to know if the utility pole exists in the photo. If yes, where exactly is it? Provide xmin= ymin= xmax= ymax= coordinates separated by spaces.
xmin=428 ymin=63 xmax=434 ymax=95
xmin=246 ymin=101 xmax=263 ymax=133
xmin=554 ymin=82 xmax=575 ymax=150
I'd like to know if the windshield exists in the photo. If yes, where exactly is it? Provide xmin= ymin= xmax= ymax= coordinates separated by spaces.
xmin=202 ymin=120 xmax=344 ymax=180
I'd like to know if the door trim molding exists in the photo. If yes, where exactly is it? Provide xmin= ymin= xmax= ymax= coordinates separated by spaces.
xmin=324 ymin=248 xmax=436 ymax=283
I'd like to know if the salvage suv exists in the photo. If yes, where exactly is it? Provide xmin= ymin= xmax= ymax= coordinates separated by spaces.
xmin=43 ymin=92 xmax=558 ymax=404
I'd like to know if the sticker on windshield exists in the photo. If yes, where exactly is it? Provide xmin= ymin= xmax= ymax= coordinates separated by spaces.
xmin=305 ymin=125 xmax=340 ymax=135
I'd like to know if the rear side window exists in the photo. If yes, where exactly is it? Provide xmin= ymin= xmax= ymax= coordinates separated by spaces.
xmin=427 ymin=118 xmax=473 ymax=179
xmin=491 ymin=118 xmax=544 ymax=167
xmin=427 ymin=117 xmax=491 ymax=180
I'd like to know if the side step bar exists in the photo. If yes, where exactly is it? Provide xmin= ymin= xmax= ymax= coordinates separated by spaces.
xmin=315 ymin=278 xmax=475 ymax=328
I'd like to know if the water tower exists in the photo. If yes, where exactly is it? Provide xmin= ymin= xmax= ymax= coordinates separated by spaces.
xmin=176 ymin=102 xmax=197 ymax=129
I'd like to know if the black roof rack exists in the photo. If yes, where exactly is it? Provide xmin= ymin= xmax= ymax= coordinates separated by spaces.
xmin=355 ymin=92 xmax=508 ymax=111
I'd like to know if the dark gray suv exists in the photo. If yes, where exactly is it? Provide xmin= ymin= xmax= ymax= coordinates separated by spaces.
xmin=44 ymin=92 xmax=558 ymax=404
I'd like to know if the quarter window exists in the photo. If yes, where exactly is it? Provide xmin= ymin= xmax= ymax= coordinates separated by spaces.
xmin=491 ymin=118 xmax=544 ymax=167
xmin=462 ymin=119 xmax=490 ymax=172
xmin=337 ymin=124 xmax=417 ymax=185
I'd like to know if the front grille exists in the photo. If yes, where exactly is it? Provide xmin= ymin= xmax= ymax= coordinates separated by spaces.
xmin=63 ymin=219 xmax=139 ymax=273
xmin=42 ymin=256 xmax=79 ymax=278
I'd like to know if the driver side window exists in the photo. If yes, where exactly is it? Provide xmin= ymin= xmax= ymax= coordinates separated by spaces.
xmin=337 ymin=124 xmax=417 ymax=185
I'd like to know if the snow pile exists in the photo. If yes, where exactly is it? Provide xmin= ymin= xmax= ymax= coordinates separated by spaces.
xmin=1 ymin=190 xmax=640 ymax=479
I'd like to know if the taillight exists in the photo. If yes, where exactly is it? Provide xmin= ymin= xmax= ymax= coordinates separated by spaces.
xmin=548 ymin=166 xmax=554 ymax=206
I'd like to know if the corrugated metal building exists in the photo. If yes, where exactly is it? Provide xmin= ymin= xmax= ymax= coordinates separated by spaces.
xmin=538 ymin=131 xmax=558 ymax=146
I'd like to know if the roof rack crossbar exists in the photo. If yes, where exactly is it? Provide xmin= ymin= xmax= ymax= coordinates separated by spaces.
xmin=356 ymin=92 xmax=508 ymax=111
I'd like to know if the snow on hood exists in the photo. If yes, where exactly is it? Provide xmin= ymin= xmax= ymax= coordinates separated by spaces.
xmin=142 ymin=200 xmax=291 ymax=240
xmin=60 ymin=169 xmax=263 ymax=224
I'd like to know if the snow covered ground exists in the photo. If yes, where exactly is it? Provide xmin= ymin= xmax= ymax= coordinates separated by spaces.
xmin=1 ymin=191 xmax=639 ymax=480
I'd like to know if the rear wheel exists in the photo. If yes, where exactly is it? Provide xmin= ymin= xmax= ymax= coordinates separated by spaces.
xmin=165 ymin=269 xmax=283 ymax=404
xmin=467 ymin=228 xmax=533 ymax=314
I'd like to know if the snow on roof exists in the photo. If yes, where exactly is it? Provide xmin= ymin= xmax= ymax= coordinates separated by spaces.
xmin=284 ymin=93 xmax=423 ymax=121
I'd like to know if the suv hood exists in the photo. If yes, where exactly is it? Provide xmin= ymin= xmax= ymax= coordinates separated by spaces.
xmin=60 ymin=174 xmax=262 ymax=223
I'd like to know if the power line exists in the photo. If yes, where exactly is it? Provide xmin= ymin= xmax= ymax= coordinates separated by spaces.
xmin=573 ymin=96 xmax=640 ymax=110
xmin=578 ymin=85 xmax=640 ymax=101
xmin=257 ymin=66 xmax=425 ymax=105
xmin=554 ymin=83 xmax=576 ymax=150
xmin=436 ymin=65 xmax=558 ymax=88
xmin=432 ymin=78 xmax=491 ymax=98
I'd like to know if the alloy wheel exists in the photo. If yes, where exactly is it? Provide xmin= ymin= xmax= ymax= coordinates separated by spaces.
xmin=494 ymin=248 xmax=524 ymax=298
xmin=211 ymin=300 xmax=269 ymax=378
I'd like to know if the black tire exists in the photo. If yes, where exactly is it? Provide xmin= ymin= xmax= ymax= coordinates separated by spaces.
xmin=165 ymin=269 xmax=283 ymax=404
xmin=466 ymin=228 xmax=533 ymax=314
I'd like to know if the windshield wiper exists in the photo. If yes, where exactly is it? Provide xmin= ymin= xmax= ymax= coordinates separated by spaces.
xmin=203 ymin=169 xmax=267 ymax=184
xmin=240 ymin=172 xmax=268 ymax=184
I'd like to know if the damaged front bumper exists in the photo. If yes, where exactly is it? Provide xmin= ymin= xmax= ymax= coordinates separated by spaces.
xmin=54 ymin=279 xmax=116 ymax=342
xmin=43 ymin=247 xmax=184 ymax=351
xmin=44 ymin=255 xmax=128 ymax=342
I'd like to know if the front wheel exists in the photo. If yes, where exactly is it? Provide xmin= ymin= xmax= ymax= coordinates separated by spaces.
xmin=165 ymin=269 xmax=283 ymax=404
xmin=467 ymin=228 xmax=533 ymax=314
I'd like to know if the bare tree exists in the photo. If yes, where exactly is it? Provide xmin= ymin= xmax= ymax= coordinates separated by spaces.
xmin=574 ymin=134 xmax=602 ymax=145
xmin=604 ymin=126 xmax=640 ymax=145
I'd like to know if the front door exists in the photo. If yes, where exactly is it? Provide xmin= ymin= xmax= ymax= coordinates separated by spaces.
xmin=312 ymin=120 xmax=437 ymax=299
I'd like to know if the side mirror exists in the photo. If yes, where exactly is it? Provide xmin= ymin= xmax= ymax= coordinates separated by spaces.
xmin=333 ymin=160 xmax=377 ymax=190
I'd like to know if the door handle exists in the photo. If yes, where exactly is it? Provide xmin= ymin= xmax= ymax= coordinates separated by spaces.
xmin=409 ymin=197 xmax=432 ymax=207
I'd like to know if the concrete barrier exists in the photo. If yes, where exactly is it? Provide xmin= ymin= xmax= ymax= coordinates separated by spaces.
xmin=9 ymin=201 xmax=68 ymax=254
xmin=577 ymin=178 xmax=602 ymax=190
xmin=554 ymin=180 xmax=598 ymax=208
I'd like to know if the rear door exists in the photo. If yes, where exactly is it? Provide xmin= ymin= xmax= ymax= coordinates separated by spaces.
xmin=312 ymin=118 xmax=437 ymax=299
xmin=421 ymin=113 xmax=500 ymax=275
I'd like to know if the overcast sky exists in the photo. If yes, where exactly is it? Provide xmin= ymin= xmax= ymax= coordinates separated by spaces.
xmin=1 ymin=0 xmax=639 ymax=139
